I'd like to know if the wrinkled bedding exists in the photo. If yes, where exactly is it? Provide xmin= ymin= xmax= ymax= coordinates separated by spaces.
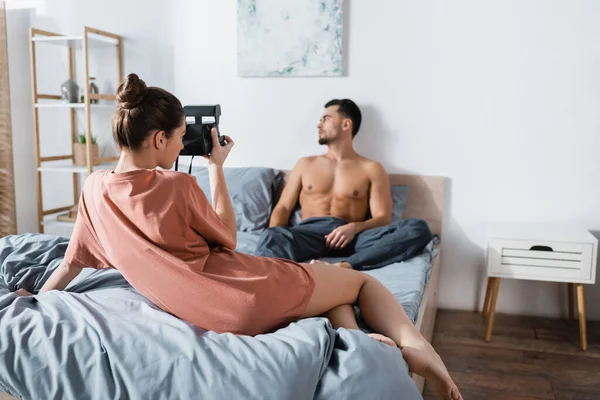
xmin=239 ymin=231 xmax=438 ymax=324
xmin=0 ymin=234 xmax=423 ymax=400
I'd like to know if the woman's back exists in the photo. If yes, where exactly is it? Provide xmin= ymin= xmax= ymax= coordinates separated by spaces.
xmin=65 ymin=169 xmax=315 ymax=335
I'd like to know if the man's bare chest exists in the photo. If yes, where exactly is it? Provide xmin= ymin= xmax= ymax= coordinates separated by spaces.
xmin=301 ymin=166 xmax=370 ymax=199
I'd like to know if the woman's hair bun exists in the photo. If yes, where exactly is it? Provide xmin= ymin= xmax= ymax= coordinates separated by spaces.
xmin=112 ymin=73 xmax=184 ymax=151
xmin=116 ymin=73 xmax=148 ymax=109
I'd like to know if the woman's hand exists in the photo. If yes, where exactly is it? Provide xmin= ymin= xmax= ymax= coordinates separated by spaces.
xmin=15 ymin=288 xmax=33 ymax=296
xmin=203 ymin=128 xmax=234 ymax=167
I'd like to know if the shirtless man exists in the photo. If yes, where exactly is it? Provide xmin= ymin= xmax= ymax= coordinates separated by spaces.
xmin=254 ymin=99 xmax=432 ymax=270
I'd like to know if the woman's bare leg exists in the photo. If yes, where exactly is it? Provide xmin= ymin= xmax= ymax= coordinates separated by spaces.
xmin=326 ymin=305 xmax=397 ymax=347
xmin=302 ymin=263 xmax=462 ymax=400
xmin=302 ymin=263 xmax=429 ymax=349
xmin=326 ymin=304 xmax=359 ymax=329
xmin=312 ymin=261 xmax=397 ymax=346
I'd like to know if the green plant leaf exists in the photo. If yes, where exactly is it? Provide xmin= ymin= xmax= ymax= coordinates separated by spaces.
xmin=77 ymin=134 xmax=98 ymax=144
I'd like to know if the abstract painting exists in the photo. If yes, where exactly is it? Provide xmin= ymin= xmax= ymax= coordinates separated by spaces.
xmin=237 ymin=0 xmax=343 ymax=77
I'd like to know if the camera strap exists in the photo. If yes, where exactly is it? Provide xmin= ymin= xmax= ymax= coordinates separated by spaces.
xmin=173 ymin=156 xmax=194 ymax=174
xmin=188 ymin=156 xmax=194 ymax=174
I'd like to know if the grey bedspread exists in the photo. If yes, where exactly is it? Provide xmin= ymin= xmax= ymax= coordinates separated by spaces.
xmin=239 ymin=230 xmax=437 ymax=324
xmin=0 ymin=234 xmax=422 ymax=400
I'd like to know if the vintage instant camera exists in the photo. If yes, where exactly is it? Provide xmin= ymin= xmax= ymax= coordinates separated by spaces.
xmin=175 ymin=105 xmax=226 ymax=172
xmin=182 ymin=105 xmax=226 ymax=156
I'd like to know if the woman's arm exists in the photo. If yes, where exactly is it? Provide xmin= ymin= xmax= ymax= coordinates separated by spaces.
xmin=202 ymin=128 xmax=237 ymax=243
xmin=39 ymin=261 xmax=83 ymax=293
xmin=15 ymin=260 xmax=83 ymax=296
xmin=208 ymin=164 xmax=237 ymax=243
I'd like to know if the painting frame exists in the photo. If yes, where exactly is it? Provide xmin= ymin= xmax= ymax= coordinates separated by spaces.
xmin=237 ymin=0 xmax=343 ymax=77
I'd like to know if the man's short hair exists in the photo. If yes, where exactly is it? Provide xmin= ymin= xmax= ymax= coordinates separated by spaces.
xmin=325 ymin=99 xmax=362 ymax=137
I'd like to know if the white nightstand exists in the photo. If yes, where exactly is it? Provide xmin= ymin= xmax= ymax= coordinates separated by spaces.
xmin=482 ymin=223 xmax=598 ymax=350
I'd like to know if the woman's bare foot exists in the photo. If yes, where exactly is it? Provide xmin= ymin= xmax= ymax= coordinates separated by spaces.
xmin=401 ymin=343 xmax=463 ymax=400
xmin=368 ymin=333 xmax=396 ymax=347
xmin=368 ymin=333 xmax=460 ymax=398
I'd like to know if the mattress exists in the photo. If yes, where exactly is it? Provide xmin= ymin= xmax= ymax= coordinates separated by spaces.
xmin=236 ymin=231 xmax=437 ymax=324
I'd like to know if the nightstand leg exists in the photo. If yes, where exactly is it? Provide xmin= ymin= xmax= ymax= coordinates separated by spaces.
xmin=577 ymin=284 xmax=587 ymax=351
xmin=485 ymin=278 xmax=500 ymax=342
xmin=568 ymin=283 xmax=574 ymax=321
xmin=482 ymin=277 xmax=493 ymax=317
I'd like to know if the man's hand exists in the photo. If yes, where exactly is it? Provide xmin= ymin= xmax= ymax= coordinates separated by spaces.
xmin=15 ymin=288 xmax=33 ymax=296
xmin=325 ymin=223 xmax=357 ymax=249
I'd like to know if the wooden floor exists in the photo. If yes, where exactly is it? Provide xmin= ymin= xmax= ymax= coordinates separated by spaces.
xmin=424 ymin=310 xmax=600 ymax=400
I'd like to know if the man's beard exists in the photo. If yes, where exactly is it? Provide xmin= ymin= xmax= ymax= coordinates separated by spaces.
xmin=318 ymin=137 xmax=329 ymax=145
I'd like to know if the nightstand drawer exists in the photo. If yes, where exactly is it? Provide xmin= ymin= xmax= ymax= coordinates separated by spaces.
xmin=487 ymin=239 xmax=594 ymax=282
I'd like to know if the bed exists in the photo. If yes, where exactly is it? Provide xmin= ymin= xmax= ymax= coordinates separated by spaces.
xmin=0 ymin=171 xmax=445 ymax=400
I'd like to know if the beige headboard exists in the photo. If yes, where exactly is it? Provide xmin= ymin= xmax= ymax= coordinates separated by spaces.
xmin=274 ymin=172 xmax=446 ymax=237
xmin=388 ymin=174 xmax=446 ymax=237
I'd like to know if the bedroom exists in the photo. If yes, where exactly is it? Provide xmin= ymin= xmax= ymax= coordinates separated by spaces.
xmin=0 ymin=0 xmax=599 ymax=399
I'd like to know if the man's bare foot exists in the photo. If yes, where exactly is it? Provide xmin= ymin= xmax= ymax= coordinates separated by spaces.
xmin=401 ymin=343 xmax=463 ymax=400
xmin=368 ymin=333 xmax=396 ymax=347
xmin=334 ymin=262 xmax=352 ymax=269
xmin=309 ymin=259 xmax=352 ymax=269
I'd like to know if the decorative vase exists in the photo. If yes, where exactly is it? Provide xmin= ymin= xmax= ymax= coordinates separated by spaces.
xmin=60 ymin=79 xmax=79 ymax=103
xmin=73 ymin=142 xmax=99 ymax=166
xmin=89 ymin=77 xmax=99 ymax=104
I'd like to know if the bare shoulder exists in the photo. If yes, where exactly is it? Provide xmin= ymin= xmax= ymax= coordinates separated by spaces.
xmin=296 ymin=155 xmax=319 ymax=168
xmin=291 ymin=156 xmax=320 ymax=175
xmin=361 ymin=158 xmax=388 ymax=179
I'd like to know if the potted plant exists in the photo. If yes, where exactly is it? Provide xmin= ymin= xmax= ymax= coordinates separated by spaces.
xmin=73 ymin=134 xmax=99 ymax=166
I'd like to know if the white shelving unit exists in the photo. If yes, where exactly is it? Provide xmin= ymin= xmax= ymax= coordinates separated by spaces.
xmin=41 ymin=212 xmax=81 ymax=238
xmin=32 ymin=33 xmax=118 ymax=49
xmin=37 ymin=160 xmax=118 ymax=174
xmin=35 ymin=103 xmax=116 ymax=109
xmin=30 ymin=26 xmax=123 ymax=233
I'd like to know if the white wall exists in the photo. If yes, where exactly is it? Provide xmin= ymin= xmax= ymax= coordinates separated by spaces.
xmin=171 ymin=0 xmax=600 ymax=319
xmin=7 ymin=0 xmax=175 ymax=235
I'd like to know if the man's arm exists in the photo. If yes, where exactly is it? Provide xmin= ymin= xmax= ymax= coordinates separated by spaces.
xmin=269 ymin=158 xmax=306 ymax=227
xmin=352 ymin=162 xmax=392 ymax=233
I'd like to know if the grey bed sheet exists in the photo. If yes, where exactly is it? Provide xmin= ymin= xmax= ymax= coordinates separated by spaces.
xmin=237 ymin=231 xmax=437 ymax=324
xmin=0 ymin=234 xmax=423 ymax=400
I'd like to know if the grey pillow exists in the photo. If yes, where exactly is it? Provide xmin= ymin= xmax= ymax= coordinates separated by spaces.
xmin=289 ymin=206 xmax=302 ymax=227
xmin=289 ymin=184 xmax=409 ymax=226
xmin=190 ymin=166 xmax=279 ymax=232
xmin=390 ymin=184 xmax=409 ymax=222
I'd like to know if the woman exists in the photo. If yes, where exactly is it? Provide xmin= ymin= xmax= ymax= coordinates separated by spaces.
xmin=17 ymin=74 xmax=461 ymax=400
